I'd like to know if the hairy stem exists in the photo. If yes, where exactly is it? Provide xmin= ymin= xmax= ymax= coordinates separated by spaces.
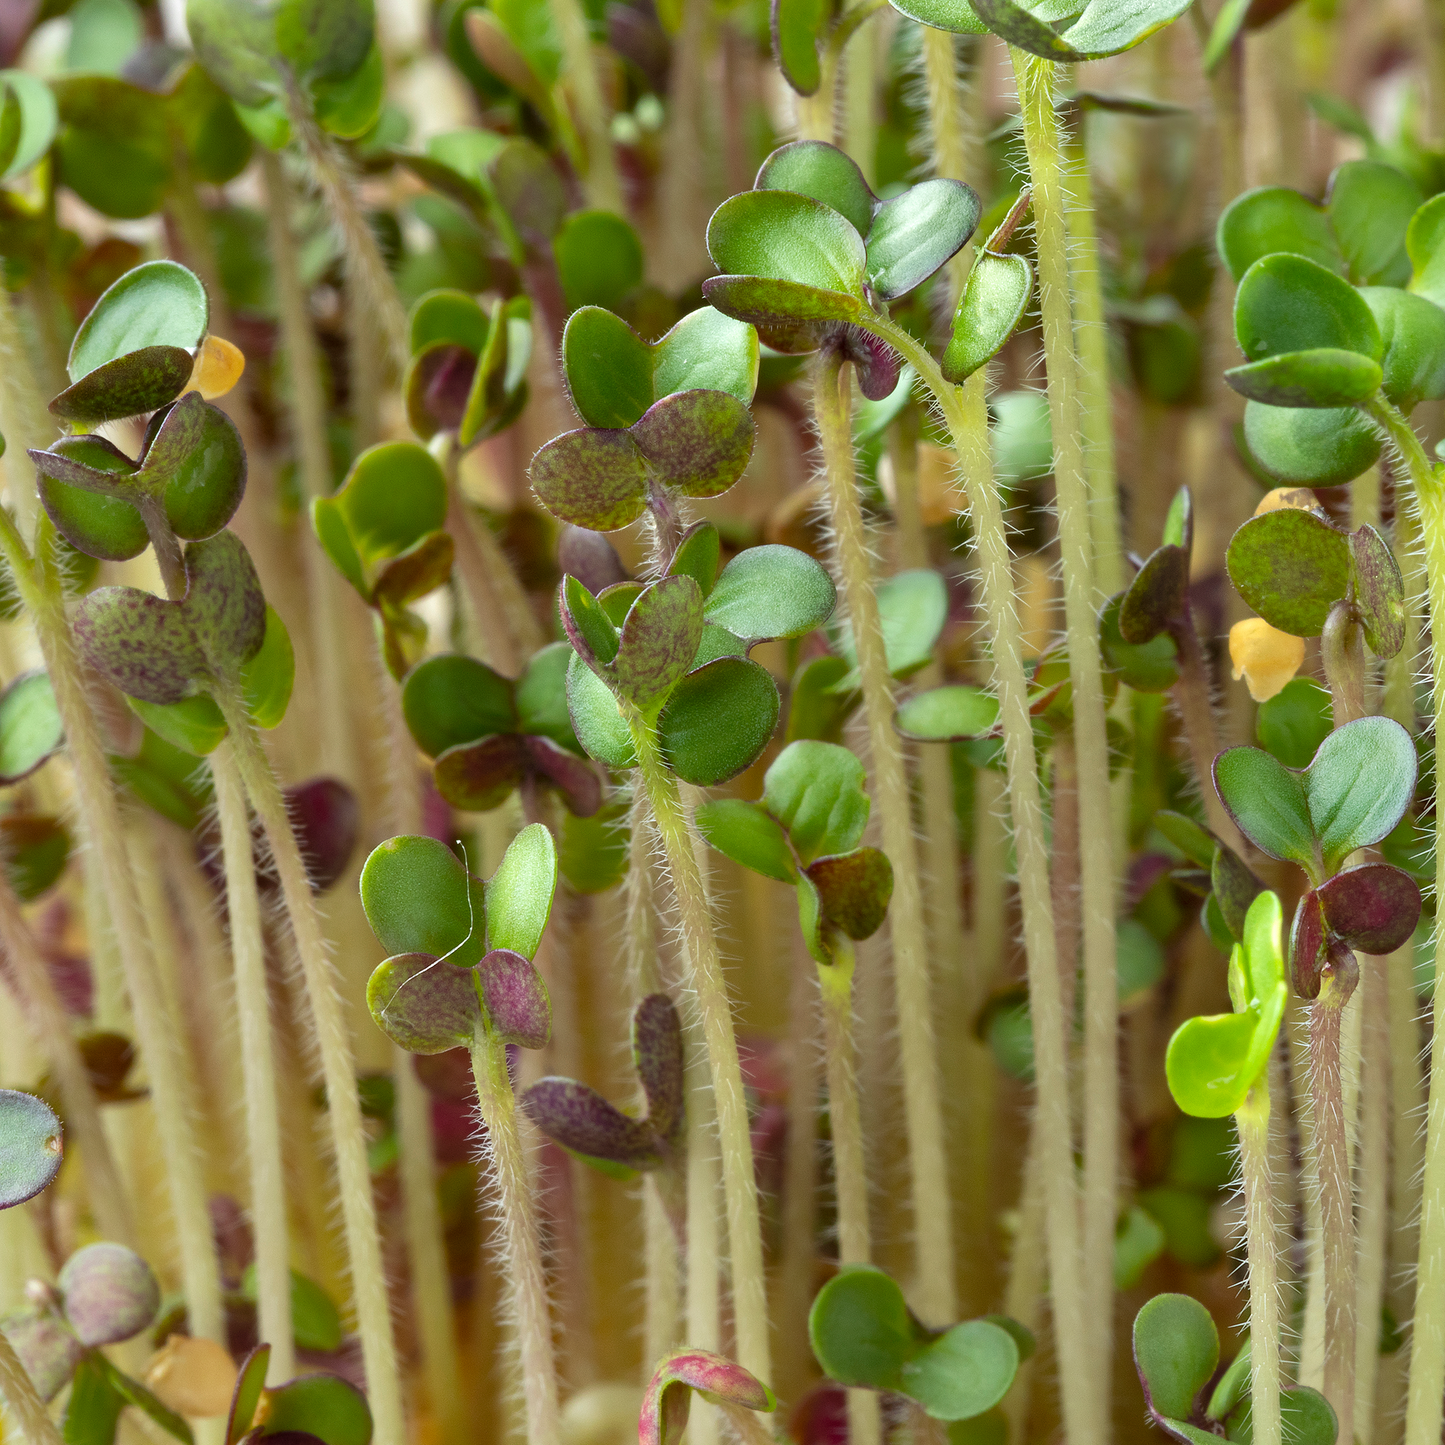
xmin=0 ymin=288 xmax=52 ymax=542
xmin=211 ymin=743 xmax=295 ymax=1383
xmin=214 ymin=690 xmax=405 ymax=1445
xmin=550 ymin=0 xmax=624 ymax=211
xmin=852 ymin=313 xmax=1091 ymax=1437
xmin=818 ymin=947 xmax=879 ymax=1445
xmin=626 ymin=711 xmax=770 ymax=1384
xmin=1354 ymin=947 xmax=1389 ymax=1444
xmin=813 ymin=349 xmax=955 ymax=1324
xmin=0 ymin=516 xmax=224 ymax=1345
xmin=1237 ymin=1077 xmax=1281 ymax=1445
xmin=1170 ymin=613 xmax=1248 ymax=851
xmin=1012 ymin=51 xmax=1117 ymax=1415
xmin=0 ymin=868 xmax=134 ymax=1249
xmin=684 ymin=1020 xmax=721 ymax=1445
xmin=468 ymin=1027 xmax=561 ymax=1445
xmin=0 ymin=1325 xmax=62 ymax=1445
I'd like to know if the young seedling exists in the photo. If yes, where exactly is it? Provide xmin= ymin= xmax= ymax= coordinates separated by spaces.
xmin=360 ymin=825 xmax=562 ymax=1445
xmin=401 ymin=645 xmax=600 ymax=820
xmin=639 ymin=1349 xmax=776 ymax=1445
xmin=698 ymin=739 xmax=892 ymax=1445
xmin=1214 ymin=717 xmax=1420 ymax=1439
xmin=1132 ymin=1292 xmax=1336 ymax=1444
xmin=1164 ymin=892 xmax=1290 ymax=1445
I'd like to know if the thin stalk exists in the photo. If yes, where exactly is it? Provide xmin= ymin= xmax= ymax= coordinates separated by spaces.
xmin=285 ymin=98 xmax=408 ymax=371
xmin=1171 ymin=613 xmax=1249 ymax=852
xmin=0 ymin=868 xmax=134 ymax=1249
xmin=211 ymin=744 xmax=295 ymax=1384
xmin=0 ymin=516 xmax=224 ymax=1345
xmin=684 ymin=1020 xmax=721 ymax=1445
xmin=0 ymin=1326 xmax=63 ymax=1445
xmin=850 ymin=312 xmax=1095 ymax=1441
xmin=920 ymin=27 xmax=976 ymax=305
xmin=1011 ymin=52 xmax=1117 ymax=1412
xmin=817 ymin=948 xmax=880 ymax=1445
xmin=259 ymin=148 xmax=360 ymax=788
xmin=812 ymin=350 xmax=955 ymax=1325
xmin=213 ymin=688 xmax=405 ymax=1445
xmin=624 ymin=711 xmax=770 ymax=1384
xmin=468 ymin=1027 xmax=561 ymax=1445
xmin=549 ymin=0 xmax=624 ymax=211
xmin=1000 ymin=1116 xmax=1048 ymax=1444
xmin=1354 ymin=948 xmax=1389 ymax=1444
xmin=1363 ymin=394 xmax=1445 ymax=1445
xmin=1236 ymin=1078 xmax=1281 ymax=1445
xmin=0 ymin=288 xmax=52 ymax=541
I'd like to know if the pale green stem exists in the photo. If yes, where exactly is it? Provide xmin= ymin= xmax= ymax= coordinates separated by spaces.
xmin=1000 ymin=1114 xmax=1047 ymax=1444
xmin=213 ymin=688 xmax=405 ymax=1445
xmin=468 ymin=1027 xmax=561 ymax=1445
xmin=920 ymin=27 xmax=977 ymax=306
xmin=0 ymin=866 xmax=134 ymax=1249
xmin=684 ymin=1018 xmax=721 ymax=1445
xmin=259 ymin=147 xmax=360 ymax=788
xmin=1363 ymin=394 xmax=1445 ymax=1445
xmin=550 ymin=0 xmax=624 ymax=211
xmin=626 ymin=709 xmax=770 ymax=1384
xmin=211 ymin=743 xmax=295 ymax=1384
xmin=795 ymin=0 xmax=887 ymax=145
xmin=848 ymin=313 xmax=1093 ymax=1437
xmin=812 ymin=351 xmax=955 ymax=1325
xmin=0 ymin=289 xmax=52 ymax=542
xmin=374 ymin=648 xmax=466 ymax=1445
xmin=1012 ymin=50 xmax=1117 ymax=1417
xmin=1355 ymin=947 xmax=1389 ymax=1445
xmin=0 ymin=1326 xmax=63 ymax=1445
xmin=1237 ymin=1077 xmax=1281 ymax=1445
xmin=818 ymin=947 xmax=879 ymax=1445
xmin=0 ymin=517 xmax=224 ymax=1346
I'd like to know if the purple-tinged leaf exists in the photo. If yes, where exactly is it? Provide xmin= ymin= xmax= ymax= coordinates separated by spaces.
xmin=371 ymin=531 xmax=455 ymax=611
xmin=366 ymin=953 xmax=480 ymax=1054
xmin=560 ymin=575 xmax=621 ymax=675
xmin=633 ymin=993 xmax=684 ymax=1148
xmin=1290 ymin=891 xmax=1327 ymax=999
xmin=525 ymin=735 xmax=603 ymax=817
xmin=807 ymin=847 xmax=894 ymax=941
xmin=630 ymin=389 xmax=756 ymax=500
xmin=50 ymin=346 xmax=194 ymax=425
xmin=59 ymin=1242 xmax=159 ymax=1346
xmin=283 ymin=778 xmax=359 ymax=895
xmin=1119 ymin=545 xmax=1188 ymax=644
xmin=1226 ymin=508 xmax=1351 ymax=638
xmin=700 ymin=275 xmax=863 ymax=351
xmin=531 ymin=428 xmax=649 ymax=532
xmin=405 ymin=344 xmax=476 ymax=439
xmin=478 ymin=948 xmax=551 ymax=1049
xmin=839 ymin=327 xmax=901 ymax=401
xmin=641 ymin=1351 xmax=777 ymax=1445
xmin=1 ymin=1309 xmax=83 ymax=1400
xmin=226 ymin=1345 xmax=269 ymax=1445
xmin=1211 ymin=844 xmax=1264 ymax=941
xmin=1349 ymin=524 xmax=1406 ymax=658
xmin=412 ymin=1048 xmax=474 ymax=1101
xmin=1317 ymin=862 xmax=1421 ymax=954
xmin=520 ymin=1077 xmax=663 ymax=1170
xmin=434 ymin=734 xmax=529 ymax=812
xmin=557 ymin=526 xmax=628 ymax=594
xmin=613 ymin=575 xmax=705 ymax=711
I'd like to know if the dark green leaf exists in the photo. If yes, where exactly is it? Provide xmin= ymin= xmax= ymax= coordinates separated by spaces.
xmin=1240 ymin=401 xmax=1381 ymax=486
xmin=703 ymin=545 xmax=835 ymax=643
xmin=1256 ymin=677 xmax=1332 ymax=768
xmin=1234 ymin=252 xmax=1382 ymax=363
xmin=1224 ymin=348 xmax=1384 ymax=408
xmin=695 ymin=799 xmax=796 ymax=883
xmin=1131 ymin=1293 xmax=1219 ymax=1422
xmin=359 ymin=835 xmax=486 ymax=967
xmin=259 ymin=1372 xmax=373 ymax=1445
xmin=1216 ymin=187 xmax=1341 ymax=283
xmin=755 ymin=142 xmax=875 ymax=235
xmin=942 ymin=250 xmax=1032 ymax=384
xmin=659 ymin=657 xmax=780 ymax=786
xmin=402 ymin=654 xmax=516 ymax=758
xmin=1226 ymin=508 xmax=1351 ymax=637
xmin=763 ymin=739 xmax=869 ymax=863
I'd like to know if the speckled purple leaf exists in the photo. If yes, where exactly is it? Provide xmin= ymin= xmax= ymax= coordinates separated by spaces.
xmin=641 ymin=1351 xmax=777 ymax=1445
xmin=136 ymin=390 xmax=208 ymax=489
xmin=434 ymin=734 xmax=529 ymax=812
xmin=1318 ymin=862 xmax=1421 ymax=954
xmin=1 ymin=1310 xmax=83 ymax=1401
xmin=613 ymin=576 xmax=705 ymax=712
xmin=557 ymin=526 xmax=628 ymax=593
xmin=807 ymin=846 xmax=894 ymax=941
xmin=371 ymin=530 xmax=455 ymax=610
xmin=1290 ymin=890 xmax=1327 ymax=999
xmin=366 ymin=952 xmax=481 ymax=1054
xmin=1349 ymin=524 xmax=1406 ymax=659
xmin=1120 ymin=545 xmax=1188 ymax=645
xmin=1210 ymin=844 xmax=1264 ymax=942
xmin=520 ymin=1077 xmax=663 ymax=1167
xmin=700 ymin=276 xmax=864 ymax=346
xmin=50 ymin=346 xmax=194 ymax=425
xmin=530 ymin=426 xmax=649 ymax=532
xmin=59 ymin=1242 xmax=160 ymax=1346
xmin=28 ymin=439 xmax=144 ymax=501
xmin=633 ymin=992 xmax=684 ymax=1149
xmin=525 ymin=735 xmax=602 ymax=816
xmin=631 ymin=390 xmax=756 ymax=500
xmin=478 ymin=947 xmax=551 ymax=1049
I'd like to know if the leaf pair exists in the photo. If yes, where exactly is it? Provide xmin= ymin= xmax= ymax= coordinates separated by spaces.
xmin=33 ymin=391 xmax=246 ymax=575
xmin=404 ymin=289 xmax=531 ymax=447
xmin=402 ymin=644 xmax=597 ymax=815
xmin=703 ymin=142 xmax=981 ymax=396
xmin=360 ymin=827 xmax=556 ymax=1055
xmin=312 ymin=442 xmax=454 ymax=678
xmin=531 ymin=387 xmax=756 ymax=532
xmin=1133 ymin=1293 xmax=1336 ymax=1444
xmin=1166 ymin=891 xmax=1287 ymax=1117
xmin=226 ymin=1344 xmax=374 ymax=1445
xmin=1214 ymin=714 xmax=1418 ymax=885
xmin=696 ymin=741 xmax=893 ymax=964
xmin=891 ymin=0 xmax=1192 ymax=60
xmin=564 ymin=523 xmax=835 ymax=786
xmin=809 ymin=1265 xmax=1026 ymax=1422
xmin=1290 ymin=863 xmax=1421 ymax=998
xmin=1226 ymin=503 xmax=1404 ymax=656
xmin=521 ymin=992 xmax=684 ymax=1179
